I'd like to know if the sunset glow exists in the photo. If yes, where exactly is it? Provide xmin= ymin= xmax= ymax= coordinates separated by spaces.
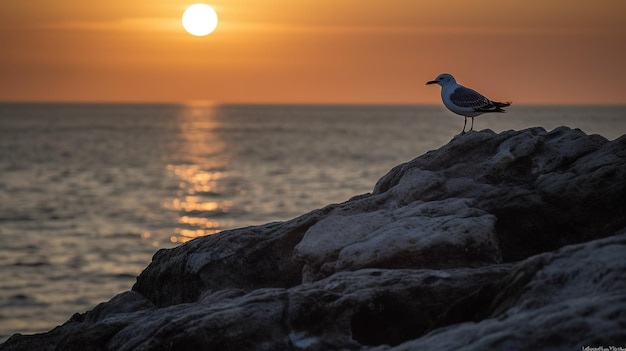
xmin=1 ymin=1 xmax=625 ymax=104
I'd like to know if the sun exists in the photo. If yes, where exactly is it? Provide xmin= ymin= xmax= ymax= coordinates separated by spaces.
xmin=182 ymin=4 xmax=218 ymax=36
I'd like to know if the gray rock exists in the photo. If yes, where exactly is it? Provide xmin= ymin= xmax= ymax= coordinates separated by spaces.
xmin=382 ymin=231 xmax=626 ymax=351
xmin=2 ymin=127 xmax=625 ymax=351
xmin=294 ymin=198 xmax=501 ymax=282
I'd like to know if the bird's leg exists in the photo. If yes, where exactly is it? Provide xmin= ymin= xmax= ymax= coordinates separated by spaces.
xmin=462 ymin=117 xmax=467 ymax=134
xmin=469 ymin=117 xmax=474 ymax=132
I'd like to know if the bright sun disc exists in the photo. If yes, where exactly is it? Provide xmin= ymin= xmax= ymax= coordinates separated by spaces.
xmin=182 ymin=4 xmax=218 ymax=36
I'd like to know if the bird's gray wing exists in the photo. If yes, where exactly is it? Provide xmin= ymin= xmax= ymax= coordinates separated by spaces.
xmin=449 ymin=86 xmax=493 ymax=109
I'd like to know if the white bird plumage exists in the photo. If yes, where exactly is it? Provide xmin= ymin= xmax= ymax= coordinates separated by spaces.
xmin=426 ymin=73 xmax=511 ymax=133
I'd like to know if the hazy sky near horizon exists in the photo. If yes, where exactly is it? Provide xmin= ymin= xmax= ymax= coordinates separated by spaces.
xmin=1 ymin=1 xmax=625 ymax=104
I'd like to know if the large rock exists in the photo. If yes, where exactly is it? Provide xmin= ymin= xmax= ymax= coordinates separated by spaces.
xmin=2 ymin=127 xmax=625 ymax=351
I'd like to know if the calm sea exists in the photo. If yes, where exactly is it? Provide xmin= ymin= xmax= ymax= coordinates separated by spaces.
xmin=0 ymin=103 xmax=625 ymax=341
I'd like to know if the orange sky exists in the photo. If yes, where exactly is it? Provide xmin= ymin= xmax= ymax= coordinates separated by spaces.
xmin=1 ymin=0 xmax=625 ymax=104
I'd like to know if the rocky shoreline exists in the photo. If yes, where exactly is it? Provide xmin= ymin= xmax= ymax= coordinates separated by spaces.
xmin=2 ymin=126 xmax=625 ymax=350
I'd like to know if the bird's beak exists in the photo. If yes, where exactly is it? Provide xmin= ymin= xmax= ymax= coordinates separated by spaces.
xmin=425 ymin=80 xmax=437 ymax=85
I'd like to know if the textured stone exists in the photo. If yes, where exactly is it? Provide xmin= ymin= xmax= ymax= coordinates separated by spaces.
xmin=2 ymin=127 xmax=625 ymax=351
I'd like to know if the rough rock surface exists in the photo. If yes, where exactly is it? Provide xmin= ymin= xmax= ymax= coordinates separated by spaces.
xmin=2 ymin=127 xmax=626 ymax=351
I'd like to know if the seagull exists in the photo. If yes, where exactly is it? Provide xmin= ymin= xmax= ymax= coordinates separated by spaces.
xmin=426 ymin=73 xmax=511 ymax=133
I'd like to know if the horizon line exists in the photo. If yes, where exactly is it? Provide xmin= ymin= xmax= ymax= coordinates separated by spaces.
xmin=1 ymin=100 xmax=625 ymax=107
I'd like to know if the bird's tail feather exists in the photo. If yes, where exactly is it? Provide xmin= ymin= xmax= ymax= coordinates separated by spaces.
xmin=494 ymin=101 xmax=512 ymax=108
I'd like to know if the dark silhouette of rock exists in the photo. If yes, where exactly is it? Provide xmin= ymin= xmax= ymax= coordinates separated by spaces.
xmin=2 ymin=127 xmax=625 ymax=351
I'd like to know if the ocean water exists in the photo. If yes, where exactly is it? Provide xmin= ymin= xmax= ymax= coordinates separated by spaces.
xmin=0 ymin=103 xmax=624 ymax=341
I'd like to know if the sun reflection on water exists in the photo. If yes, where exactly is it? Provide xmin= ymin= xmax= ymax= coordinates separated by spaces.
xmin=161 ymin=102 xmax=231 ymax=243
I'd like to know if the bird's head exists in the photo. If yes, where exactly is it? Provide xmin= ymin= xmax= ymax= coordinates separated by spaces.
xmin=426 ymin=73 xmax=456 ymax=86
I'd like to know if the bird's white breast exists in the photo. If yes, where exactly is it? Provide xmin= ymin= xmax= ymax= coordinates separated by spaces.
xmin=440 ymin=85 xmax=481 ymax=117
